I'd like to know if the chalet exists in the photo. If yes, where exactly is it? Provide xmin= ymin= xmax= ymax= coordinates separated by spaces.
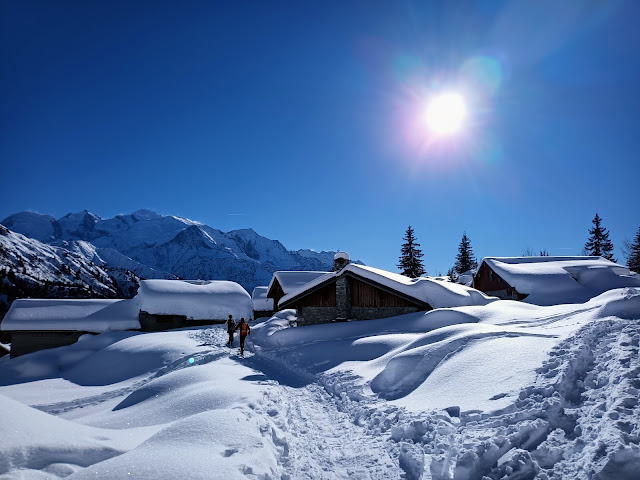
xmin=266 ymin=270 xmax=331 ymax=308
xmin=137 ymin=279 xmax=253 ymax=331
xmin=473 ymin=256 xmax=640 ymax=305
xmin=252 ymin=286 xmax=274 ymax=320
xmin=277 ymin=252 xmax=495 ymax=326
xmin=0 ymin=298 xmax=140 ymax=357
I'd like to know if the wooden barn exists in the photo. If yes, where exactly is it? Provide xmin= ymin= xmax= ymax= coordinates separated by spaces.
xmin=473 ymin=260 xmax=528 ymax=301
xmin=251 ymin=286 xmax=274 ymax=320
xmin=472 ymin=256 xmax=640 ymax=304
xmin=278 ymin=253 xmax=432 ymax=325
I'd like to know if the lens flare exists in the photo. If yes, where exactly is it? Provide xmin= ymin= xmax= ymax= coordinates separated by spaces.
xmin=188 ymin=357 xmax=195 ymax=364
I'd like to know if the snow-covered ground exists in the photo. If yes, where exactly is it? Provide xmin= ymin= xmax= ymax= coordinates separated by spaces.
xmin=1 ymin=288 xmax=639 ymax=479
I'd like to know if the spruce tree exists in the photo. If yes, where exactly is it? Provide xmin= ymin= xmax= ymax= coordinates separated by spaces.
xmin=454 ymin=232 xmax=478 ymax=274
xmin=584 ymin=213 xmax=616 ymax=261
xmin=627 ymin=227 xmax=640 ymax=273
xmin=398 ymin=226 xmax=426 ymax=278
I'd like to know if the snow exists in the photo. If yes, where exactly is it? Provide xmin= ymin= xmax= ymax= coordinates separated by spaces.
xmin=0 ymin=287 xmax=638 ymax=479
xmin=268 ymin=270 xmax=331 ymax=295
xmin=251 ymin=286 xmax=274 ymax=311
xmin=137 ymin=279 xmax=253 ymax=320
xmin=280 ymin=263 xmax=498 ymax=309
xmin=481 ymin=256 xmax=640 ymax=305
xmin=335 ymin=251 xmax=350 ymax=260
xmin=1 ymin=298 xmax=140 ymax=332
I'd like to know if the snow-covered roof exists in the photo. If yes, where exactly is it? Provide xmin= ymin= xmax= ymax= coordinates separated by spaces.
xmin=0 ymin=298 xmax=140 ymax=332
xmin=480 ymin=256 xmax=640 ymax=305
xmin=137 ymin=279 xmax=253 ymax=320
xmin=279 ymin=264 xmax=497 ymax=309
xmin=251 ymin=286 xmax=274 ymax=311
xmin=267 ymin=271 xmax=331 ymax=296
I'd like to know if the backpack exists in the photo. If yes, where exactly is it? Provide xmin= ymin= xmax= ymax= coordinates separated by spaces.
xmin=227 ymin=320 xmax=236 ymax=333
xmin=239 ymin=322 xmax=250 ymax=335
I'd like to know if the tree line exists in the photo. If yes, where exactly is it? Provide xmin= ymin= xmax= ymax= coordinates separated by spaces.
xmin=398 ymin=213 xmax=640 ymax=279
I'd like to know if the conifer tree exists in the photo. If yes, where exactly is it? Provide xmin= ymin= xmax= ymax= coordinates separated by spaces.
xmin=584 ymin=213 xmax=616 ymax=261
xmin=454 ymin=232 xmax=478 ymax=274
xmin=398 ymin=226 xmax=426 ymax=278
xmin=627 ymin=227 xmax=640 ymax=273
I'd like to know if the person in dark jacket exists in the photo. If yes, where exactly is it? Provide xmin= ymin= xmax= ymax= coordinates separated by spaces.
xmin=226 ymin=315 xmax=236 ymax=347
xmin=234 ymin=318 xmax=251 ymax=355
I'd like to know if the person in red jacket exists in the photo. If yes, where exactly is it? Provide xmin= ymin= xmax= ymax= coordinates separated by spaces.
xmin=234 ymin=318 xmax=251 ymax=356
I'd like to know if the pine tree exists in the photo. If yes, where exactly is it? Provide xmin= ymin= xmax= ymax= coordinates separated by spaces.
xmin=454 ymin=232 xmax=478 ymax=274
xmin=584 ymin=213 xmax=616 ymax=261
xmin=627 ymin=227 xmax=640 ymax=273
xmin=398 ymin=226 xmax=426 ymax=278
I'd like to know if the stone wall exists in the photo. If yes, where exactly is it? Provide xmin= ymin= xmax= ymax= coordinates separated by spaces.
xmin=336 ymin=276 xmax=351 ymax=320
xmin=298 ymin=306 xmax=338 ymax=326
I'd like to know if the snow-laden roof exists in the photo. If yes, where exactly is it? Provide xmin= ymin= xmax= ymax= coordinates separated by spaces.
xmin=251 ymin=286 xmax=274 ymax=311
xmin=0 ymin=298 xmax=140 ymax=332
xmin=279 ymin=264 xmax=497 ymax=309
xmin=267 ymin=271 xmax=331 ymax=296
xmin=137 ymin=280 xmax=253 ymax=320
xmin=480 ymin=256 xmax=640 ymax=305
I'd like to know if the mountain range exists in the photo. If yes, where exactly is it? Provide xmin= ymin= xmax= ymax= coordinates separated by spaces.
xmin=0 ymin=209 xmax=340 ymax=319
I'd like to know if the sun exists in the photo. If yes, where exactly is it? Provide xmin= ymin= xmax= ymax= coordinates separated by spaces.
xmin=424 ymin=92 xmax=467 ymax=136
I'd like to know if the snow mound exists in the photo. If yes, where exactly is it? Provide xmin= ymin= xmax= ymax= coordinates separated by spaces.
xmin=137 ymin=279 xmax=253 ymax=320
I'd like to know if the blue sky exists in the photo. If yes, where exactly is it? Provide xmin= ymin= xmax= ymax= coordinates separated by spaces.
xmin=2 ymin=0 xmax=639 ymax=274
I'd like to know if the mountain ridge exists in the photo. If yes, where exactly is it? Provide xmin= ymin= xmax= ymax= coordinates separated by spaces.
xmin=1 ymin=209 xmax=342 ymax=298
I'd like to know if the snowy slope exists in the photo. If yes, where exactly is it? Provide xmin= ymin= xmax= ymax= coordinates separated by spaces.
xmin=0 ymin=288 xmax=638 ymax=479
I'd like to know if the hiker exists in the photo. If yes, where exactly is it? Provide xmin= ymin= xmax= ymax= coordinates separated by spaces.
xmin=234 ymin=318 xmax=251 ymax=355
xmin=226 ymin=315 xmax=236 ymax=347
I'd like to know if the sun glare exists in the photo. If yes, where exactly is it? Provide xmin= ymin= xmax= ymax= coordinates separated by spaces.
xmin=424 ymin=92 xmax=467 ymax=136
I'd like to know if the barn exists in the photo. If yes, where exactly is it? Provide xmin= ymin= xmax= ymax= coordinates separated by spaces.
xmin=0 ymin=298 xmax=140 ymax=357
xmin=473 ymin=256 xmax=640 ymax=305
xmin=137 ymin=279 xmax=253 ymax=330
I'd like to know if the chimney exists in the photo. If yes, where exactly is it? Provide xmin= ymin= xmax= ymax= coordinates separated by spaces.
xmin=332 ymin=251 xmax=351 ymax=272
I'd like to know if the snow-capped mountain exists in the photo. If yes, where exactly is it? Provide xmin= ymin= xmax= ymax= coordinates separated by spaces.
xmin=1 ymin=209 xmax=339 ymax=296
xmin=0 ymin=225 xmax=143 ymax=319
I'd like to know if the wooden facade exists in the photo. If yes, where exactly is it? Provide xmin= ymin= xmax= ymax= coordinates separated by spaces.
xmin=280 ymin=271 xmax=431 ymax=325
xmin=473 ymin=262 xmax=528 ymax=301
xmin=350 ymin=277 xmax=418 ymax=308
xmin=296 ymin=282 xmax=336 ymax=307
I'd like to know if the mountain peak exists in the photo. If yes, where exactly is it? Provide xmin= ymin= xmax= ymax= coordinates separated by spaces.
xmin=131 ymin=209 xmax=161 ymax=220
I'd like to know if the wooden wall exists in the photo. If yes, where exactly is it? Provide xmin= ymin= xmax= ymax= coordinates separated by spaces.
xmin=297 ymin=281 xmax=336 ymax=307
xmin=350 ymin=277 xmax=419 ymax=308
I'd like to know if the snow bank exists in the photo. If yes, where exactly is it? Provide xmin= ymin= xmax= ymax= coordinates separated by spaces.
xmin=0 ymin=298 xmax=140 ymax=332
xmin=482 ymin=256 xmax=640 ymax=305
xmin=137 ymin=279 xmax=253 ymax=320
xmin=251 ymin=286 xmax=273 ymax=311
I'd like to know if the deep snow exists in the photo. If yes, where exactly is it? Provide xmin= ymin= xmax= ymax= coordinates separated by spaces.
xmin=1 ymin=288 xmax=639 ymax=479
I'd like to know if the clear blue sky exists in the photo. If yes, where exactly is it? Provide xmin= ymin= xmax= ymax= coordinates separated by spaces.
xmin=2 ymin=0 xmax=639 ymax=274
